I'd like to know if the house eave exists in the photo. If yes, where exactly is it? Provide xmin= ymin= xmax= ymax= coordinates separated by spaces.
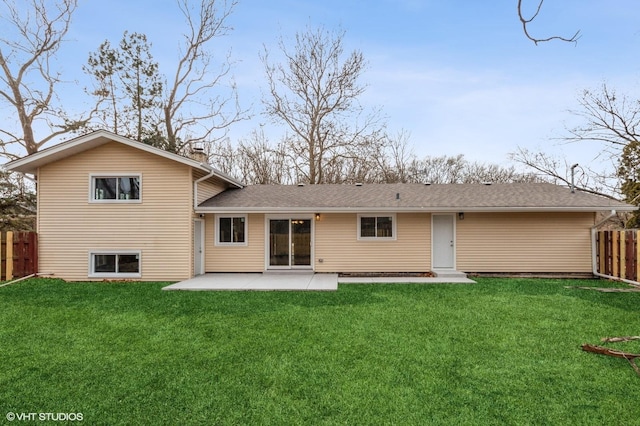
xmin=195 ymin=206 xmax=637 ymax=214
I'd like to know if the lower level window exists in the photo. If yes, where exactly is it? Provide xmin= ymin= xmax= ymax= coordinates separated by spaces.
xmin=358 ymin=214 xmax=396 ymax=239
xmin=90 ymin=251 xmax=141 ymax=277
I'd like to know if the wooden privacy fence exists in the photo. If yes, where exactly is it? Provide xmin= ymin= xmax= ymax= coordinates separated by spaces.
xmin=1 ymin=231 xmax=38 ymax=281
xmin=596 ymin=230 xmax=640 ymax=282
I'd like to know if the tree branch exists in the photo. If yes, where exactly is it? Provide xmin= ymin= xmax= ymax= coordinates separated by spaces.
xmin=517 ymin=0 xmax=580 ymax=45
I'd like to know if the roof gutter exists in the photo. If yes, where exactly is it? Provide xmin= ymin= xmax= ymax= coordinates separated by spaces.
xmin=194 ymin=164 xmax=217 ymax=210
xmin=195 ymin=206 xmax=637 ymax=214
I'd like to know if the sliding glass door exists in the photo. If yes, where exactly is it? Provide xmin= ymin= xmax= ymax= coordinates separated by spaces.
xmin=268 ymin=218 xmax=312 ymax=269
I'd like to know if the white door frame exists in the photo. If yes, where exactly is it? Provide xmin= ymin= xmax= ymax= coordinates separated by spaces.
xmin=194 ymin=218 xmax=205 ymax=276
xmin=431 ymin=214 xmax=456 ymax=270
xmin=264 ymin=214 xmax=314 ymax=271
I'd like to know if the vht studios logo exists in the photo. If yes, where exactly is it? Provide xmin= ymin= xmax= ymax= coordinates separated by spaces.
xmin=6 ymin=412 xmax=83 ymax=422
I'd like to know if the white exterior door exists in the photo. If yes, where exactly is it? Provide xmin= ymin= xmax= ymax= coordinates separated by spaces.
xmin=194 ymin=219 xmax=204 ymax=276
xmin=432 ymin=214 xmax=455 ymax=269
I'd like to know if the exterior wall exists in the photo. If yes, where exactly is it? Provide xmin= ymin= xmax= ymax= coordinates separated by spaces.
xmin=195 ymin=172 xmax=227 ymax=205
xmin=456 ymin=212 xmax=595 ymax=273
xmin=201 ymin=210 xmax=596 ymax=275
xmin=315 ymin=213 xmax=431 ymax=273
xmin=38 ymin=142 xmax=193 ymax=281
xmin=204 ymin=213 xmax=265 ymax=272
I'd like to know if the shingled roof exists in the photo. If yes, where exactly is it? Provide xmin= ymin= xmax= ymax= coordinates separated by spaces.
xmin=197 ymin=182 xmax=635 ymax=213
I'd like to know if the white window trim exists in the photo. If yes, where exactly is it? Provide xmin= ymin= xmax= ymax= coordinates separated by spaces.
xmin=357 ymin=213 xmax=397 ymax=241
xmin=89 ymin=250 xmax=142 ymax=278
xmin=89 ymin=173 xmax=142 ymax=204
xmin=215 ymin=214 xmax=248 ymax=246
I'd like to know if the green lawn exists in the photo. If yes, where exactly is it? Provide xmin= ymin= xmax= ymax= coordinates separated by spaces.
xmin=1 ymin=278 xmax=639 ymax=425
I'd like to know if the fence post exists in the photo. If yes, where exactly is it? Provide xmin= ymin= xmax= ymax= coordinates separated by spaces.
xmin=620 ymin=231 xmax=626 ymax=280
xmin=612 ymin=231 xmax=619 ymax=277
xmin=637 ymin=230 xmax=640 ymax=283
xmin=598 ymin=231 xmax=604 ymax=274
xmin=6 ymin=231 xmax=13 ymax=281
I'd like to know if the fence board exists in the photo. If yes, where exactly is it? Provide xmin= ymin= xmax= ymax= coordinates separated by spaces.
xmin=0 ymin=231 xmax=37 ymax=280
xmin=597 ymin=230 xmax=640 ymax=283
xmin=625 ymin=231 xmax=636 ymax=281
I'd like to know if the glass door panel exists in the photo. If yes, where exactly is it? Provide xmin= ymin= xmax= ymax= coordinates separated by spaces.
xmin=291 ymin=219 xmax=311 ymax=266
xmin=269 ymin=219 xmax=290 ymax=266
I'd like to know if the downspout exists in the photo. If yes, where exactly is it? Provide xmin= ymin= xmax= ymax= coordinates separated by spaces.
xmin=194 ymin=164 xmax=216 ymax=211
xmin=590 ymin=209 xmax=640 ymax=285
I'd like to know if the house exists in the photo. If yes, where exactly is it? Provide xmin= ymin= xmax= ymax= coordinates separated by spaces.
xmin=4 ymin=130 xmax=636 ymax=281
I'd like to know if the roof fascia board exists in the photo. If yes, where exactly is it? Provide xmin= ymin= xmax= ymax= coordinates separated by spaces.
xmin=195 ymin=206 xmax=638 ymax=214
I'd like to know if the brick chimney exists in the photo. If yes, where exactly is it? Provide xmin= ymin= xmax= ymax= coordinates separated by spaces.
xmin=190 ymin=147 xmax=208 ymax=164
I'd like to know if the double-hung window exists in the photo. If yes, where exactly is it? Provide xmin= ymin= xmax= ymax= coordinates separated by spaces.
xmin=89 ymin=251 xmax=141 ymax=278
xmin=358 ymin=214 xmax=396 ymax=240
xmin=216 ymin=215 xmax=247 ymax=245
xmin=91 ymin=175 xmax=141 ymax=202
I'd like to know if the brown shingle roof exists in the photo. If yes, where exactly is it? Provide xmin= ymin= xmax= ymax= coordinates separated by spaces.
xmin=198 ymin=183 xmax=636 ymax=212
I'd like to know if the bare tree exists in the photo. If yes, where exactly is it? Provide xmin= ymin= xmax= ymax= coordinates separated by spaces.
xmin=565 ymin=84 xmax=639 ymax=153
xmin=517 ymin=0 xmax=580 ymax=45
xmin=511 ymin=83 xmax=640 ymax=203
xmin=163 ymin=0 xmax=244 ymax=154
xmin=510 ymin=147 xmax=619 ymax=199
xmin=414 ymin=153 xmax=540 ymax=185
xmin=235 ymin=130 xmax=292 ymax=184
xmin=0 ymin=0 xmax=96 ymax=159
xmin=373 ymin=130 xmax=419 ymax=183
xmin=261 ymin=26 xmax=386 ymax=184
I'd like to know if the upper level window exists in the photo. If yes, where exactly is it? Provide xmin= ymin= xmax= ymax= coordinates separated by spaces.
xmin=216 ymin=215 xmax=247 ymax=245
xmin=91 ymin=175 xmax=140 ymax=202
xmin=358 ymin=214 xmax=396 ymax=240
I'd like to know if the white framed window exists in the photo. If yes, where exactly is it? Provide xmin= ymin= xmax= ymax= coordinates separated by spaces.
xmin=357 ymin=214 xmax=396 ymax=240
xmin=90 ymin=174 xmax=141 ymax=203
xmin=215 ymin=214 xmax=248 ymax=245
xmin=89 ymin=251 xmax=141 ymax=278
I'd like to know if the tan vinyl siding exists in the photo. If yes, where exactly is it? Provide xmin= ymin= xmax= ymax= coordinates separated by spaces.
xmin=315 ymin=213 xmax=430 ymax=273
xmin=205 ymin=213 xmax=265 ymax=272
xmin=194 ymin=171 xmax=227 ymax=205
xmin=456 ymin=212 xmax=595 ymax=273
xmin=38 ymin=142 xmax=193 ymax=281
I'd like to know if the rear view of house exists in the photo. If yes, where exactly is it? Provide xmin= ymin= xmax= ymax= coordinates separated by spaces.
xmin=4 ymin=131 xmax=636 ymax=281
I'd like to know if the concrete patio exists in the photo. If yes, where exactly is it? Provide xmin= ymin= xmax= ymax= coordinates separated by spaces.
xmin=162 ymin=272 xmax=475 ymax=291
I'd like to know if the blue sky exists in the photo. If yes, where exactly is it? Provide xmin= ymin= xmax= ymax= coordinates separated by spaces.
xmin=43 ymin=1 xmax=640 ymax=169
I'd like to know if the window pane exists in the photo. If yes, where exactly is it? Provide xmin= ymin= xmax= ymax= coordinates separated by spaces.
xmin=118 ymin=177 xmax=140 ymax=200
xmin=232 ymin=217 xmax=245 ymax=243
xmin=219 ymin=217 xmax=232 ymax=242
xmin=118 ymin=254 xmax=140 ymax=273
xmin=269 ymin=219 xmax=289 ymax=266
xmin=377 ymin=216 xmax=393 ymax=237
xmin=95 ymin=178 xmax=117 ymax=200
xmin=360 ymin=217 xmax=376 ymax=237
xmin=94 ymin=254 xmax=116 ymax=273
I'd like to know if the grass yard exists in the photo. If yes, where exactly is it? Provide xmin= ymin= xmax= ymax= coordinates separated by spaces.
xmin=1 ymin=278 xmax=639 ymax=425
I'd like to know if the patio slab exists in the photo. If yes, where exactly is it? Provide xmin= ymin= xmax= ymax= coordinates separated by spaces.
xmin=162 ymin=272 xmax=339 ymax=291
xmin=163 ymin=272 xmax=475 ymax=291
xmin=338 ymin=276 xmax=476 ymax=284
